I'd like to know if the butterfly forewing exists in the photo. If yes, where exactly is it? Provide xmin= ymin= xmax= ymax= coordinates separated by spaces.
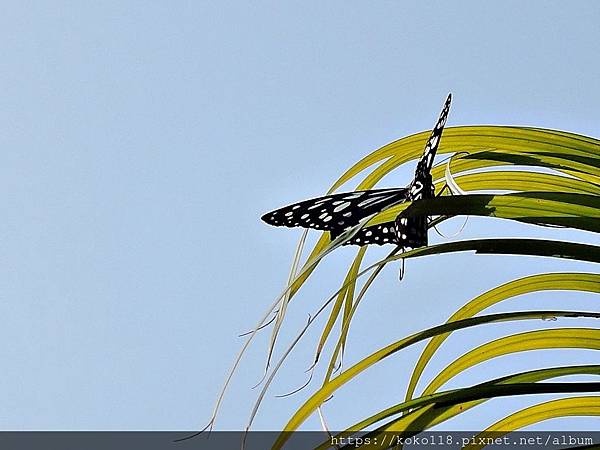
xmin=413 ymin=93 xmax=452 ymax=183
xmin=261 ymin=188 xmax=409 ymax=233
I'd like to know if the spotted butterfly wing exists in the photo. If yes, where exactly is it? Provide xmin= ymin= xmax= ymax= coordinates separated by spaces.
xmin=261 ymin=188 xmax=409 ymax=236
xmin=403 ymin=93 xmax=452 ymax=210
xmin=342 ymin=221 xmax=400 ymax=246
xmin=412 ymin=93 xmax=452 ymax=191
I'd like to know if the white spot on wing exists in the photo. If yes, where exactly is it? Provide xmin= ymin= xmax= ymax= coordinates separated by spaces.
xmin=358 ymin=195 xmax=395 ymax=208
xmin=344 ymin=193 xmax=363 ymax=200
xmin=333 ymin=202 xmax=351 ymax=212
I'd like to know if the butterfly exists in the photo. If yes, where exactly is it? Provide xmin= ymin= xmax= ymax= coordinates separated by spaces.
xmin=261 ymin=94 xmax=452 ymax=248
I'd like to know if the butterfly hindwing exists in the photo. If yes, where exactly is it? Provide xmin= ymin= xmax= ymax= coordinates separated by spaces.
xmin=261 ymin=188 xmax=409 ymax=233
xmin=394 ymin=215 xmax=428 ymax=248
xmin=340 ymin=221 xmax=400 ymax=246
xmin=339 ymin=217 xmax=427 ymax=248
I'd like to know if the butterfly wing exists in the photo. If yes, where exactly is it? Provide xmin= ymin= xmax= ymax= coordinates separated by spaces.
xmin=340 ymin=217 xmax=430 ymax=248
xmin=341 ymin=221 xmax=400 ymax=246
xmin=261 ymin=188 xmax=409 ymax=234
xmin=393 ymin=215 xmax=429 ymax=248
xmin=412 ymin=93 xmax=452 ymax=189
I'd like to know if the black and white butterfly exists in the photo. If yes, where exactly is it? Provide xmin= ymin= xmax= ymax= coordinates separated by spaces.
xmin=262 ymin=94 xmax=452 ymax=248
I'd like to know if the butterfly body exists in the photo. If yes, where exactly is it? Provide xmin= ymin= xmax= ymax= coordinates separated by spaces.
xmin=261 ymin=94 xmax=452 ymax=248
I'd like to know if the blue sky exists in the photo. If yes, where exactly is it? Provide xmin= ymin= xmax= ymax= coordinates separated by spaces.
xmin=0 ymin=1 xmax=599 ymax=433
